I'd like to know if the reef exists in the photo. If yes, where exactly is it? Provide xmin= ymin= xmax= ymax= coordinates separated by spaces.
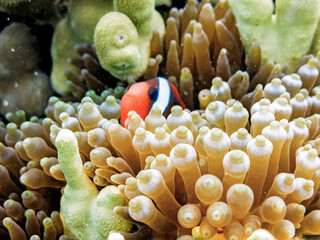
xmin=55 ymin=129 xmax=132 ymax=239
xmin=94 ymin=0 xmax=165 ymax=81
xmin=50 ymin=0 xmax=114 ymax=95
xmin=228 ymin=0 xmax=320 ymax=72
xmin=1 ymin=0 xmax=320 ymax=239
xmin=51 ymin=0 xmax=165 ymax=95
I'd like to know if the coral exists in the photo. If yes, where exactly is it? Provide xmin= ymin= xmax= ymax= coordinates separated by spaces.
xmin=94 ymin=0 xmax=165 ymax=81
xmin=67 ymin=0 xmax=113 ymax=44
xmin=53 ymin=0 xmax=320 ymax=106
xmin=0 ymin=23 xmax=53 ymax=117
xmin=155 ymin=0 xmax=172 ymax=7
xmin=51 ymin=0 xmax=165 ymax=95
xmin=50 ymin=17 xmax=82 ymax=96
xmin=228 ymin=0 xmax=320 ymax=71
xmin=63 ymin=0 xmax=236 ymax=101
xmin=0 ymin=24 xmax=38 ymax=79
xmin=50 ymin=0 xmax=114 ymax=94
xmin=55 ymin=129 xmax=132 ymax=239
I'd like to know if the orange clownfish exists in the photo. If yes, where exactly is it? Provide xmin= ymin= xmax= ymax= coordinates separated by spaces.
xmin=120 ymin=77 xmax=186 ymax=126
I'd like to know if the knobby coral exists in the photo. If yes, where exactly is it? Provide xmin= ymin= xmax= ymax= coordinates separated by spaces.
xmin=50 ymin=0 xmax=114 ymax=94
xmin=228 ymin=0 xmax=320 ymax=72
xmin=61 ymin=0 xmax=233 ymax=99
xmin=94 ymin=0 xmax=165 ymax=81
xmin=51 ymin=0 xmax=165 ymax=95
xmin=55 ymin=129 xmax=132 ymax=239
xmin=64 ymin=0 xmax=320 ymax=114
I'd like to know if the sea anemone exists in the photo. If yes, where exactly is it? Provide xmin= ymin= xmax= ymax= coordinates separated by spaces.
xmin=62 ymin=43 xmax=128 ymax=100
xmin=1 ymin=84 xmax=320 ymax=239
xmin=0 ymin=115 xmax=65 ymax=240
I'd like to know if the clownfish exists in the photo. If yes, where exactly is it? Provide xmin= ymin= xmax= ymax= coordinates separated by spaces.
xmin=120 ymin=77 xmax=186 ymax=126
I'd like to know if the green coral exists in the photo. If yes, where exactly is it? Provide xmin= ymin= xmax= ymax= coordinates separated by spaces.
xmin=228 ymin=0 xmax=320 ymax=72
xmin=67 ymin=0 xmax=114 ymax=43
xmin=155 ymin=0 xmax=172 ymax=7
xmin=50 ymin=17 xmax=81 ymax=95
xmin=94 ymin=0 xmax=165 ymax=81
xmin=55 ymin=129 xmax=132 ymax=240
xmin=50 ymin=0 xmax=113 ymax=94
xmin=51 ymin=0 xmax=165 ymax=94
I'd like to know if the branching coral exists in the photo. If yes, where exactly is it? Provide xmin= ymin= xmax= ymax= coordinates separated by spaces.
xmin=228 ymin=0 xmax=320 ymax=72
xmin=62 ymin=0 xmax=238 ymax=101
xmin=55 ymin=129 xmax=132 ymax=239
xmin=94 ymin=0 xmax=165 ymax=81
xmin=50 ymin=0 xmax=114 ymax=94
xmin=51 ymin=0 xmax=165 ymax=95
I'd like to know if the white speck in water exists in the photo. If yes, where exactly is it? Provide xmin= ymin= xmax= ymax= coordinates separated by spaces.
xmin=10 ymin=48 xmax=15 ymax=52
xmin=14 ymin=82 xmax=19 ymax=88
xmin=7 ymin=17 xmax=10 ymax=21
xmin=2 ymin=100 xmax=9 ymax=107
xmin=33 ymin=71 xmax=39 ymax=76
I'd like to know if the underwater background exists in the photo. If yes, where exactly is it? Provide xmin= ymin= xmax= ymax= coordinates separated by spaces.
xmin=1 ymin=0 xmax=320 ymax=239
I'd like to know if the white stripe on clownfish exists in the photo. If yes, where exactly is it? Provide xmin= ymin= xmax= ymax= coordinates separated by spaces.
xmin=150 ymin=77 xmax=171 ymax=115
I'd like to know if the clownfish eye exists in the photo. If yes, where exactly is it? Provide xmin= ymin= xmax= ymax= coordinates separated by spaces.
xmin=148 ymin=87 xmax=158 ymax=101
